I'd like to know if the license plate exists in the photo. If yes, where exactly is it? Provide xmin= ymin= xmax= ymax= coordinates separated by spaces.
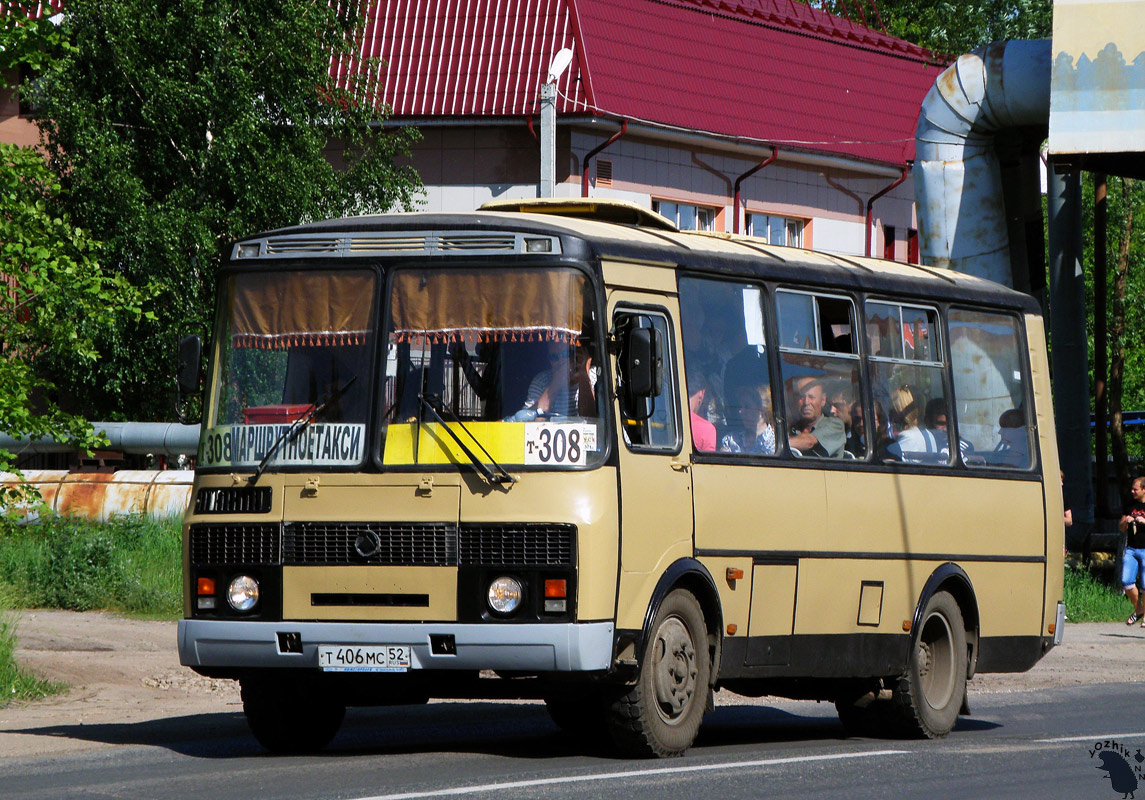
xmin=317 ymin=645 xmax=411 ymax=672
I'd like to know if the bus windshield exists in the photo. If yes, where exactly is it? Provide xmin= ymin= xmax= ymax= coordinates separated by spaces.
xmin=200 ymin=268 xmax=376 ymax=470
xmin=378 ymin=266 xmax=607 ymax=470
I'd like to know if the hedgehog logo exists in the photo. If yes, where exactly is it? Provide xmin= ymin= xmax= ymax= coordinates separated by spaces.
xmin=1091 ymin=740 xmax=1145 ymax=798
xmin=1096 ymin=751 xmax=1139 ymax=798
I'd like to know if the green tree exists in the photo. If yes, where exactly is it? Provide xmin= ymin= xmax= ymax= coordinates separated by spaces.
xmin=804 ymin=1 xmax=1053 ymax=56
xmin=0 ymin=143 xmax=151 ymax=482
xmin=27 ymin=0 xmax=422 ymax=420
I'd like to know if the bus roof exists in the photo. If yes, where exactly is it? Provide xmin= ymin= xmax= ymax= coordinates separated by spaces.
xmin=235 ymin=201 xmax=1039 ymax=314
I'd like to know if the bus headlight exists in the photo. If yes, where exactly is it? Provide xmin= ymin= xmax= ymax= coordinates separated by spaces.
xmin=227 ymin=574 xmax=260 ymax=612
xmin=487 ymin=576 xmax=523 ymax=615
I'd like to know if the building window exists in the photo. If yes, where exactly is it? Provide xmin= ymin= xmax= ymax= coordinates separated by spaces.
xmin=883 ymin=225 xmax=896 ymax=261
xmin=745 ymin=213 xmax=803 ymax=247
xmin=654 ymin=200 xmax=714 ymax=231
xmin=907 ymin=228 xmax=919 ymax=264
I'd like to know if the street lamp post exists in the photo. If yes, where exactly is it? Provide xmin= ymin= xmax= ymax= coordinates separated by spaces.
xmin=539 ymin=48 xmax=573 ymax=198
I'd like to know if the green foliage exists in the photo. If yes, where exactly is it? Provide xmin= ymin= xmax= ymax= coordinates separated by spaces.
xmin=0 ymin=601 xmax=66 ymax=707
xmin=804 ymin=1 xmax=1053 ymax=56
xmin=1063 ymin=559 xmax=1133 ymax=622
xmin=27 ymin=0 xmax=422 ymax=420
xmin=0 ymin=143 xmax=153 ymax=478
xmin=0 ymin=11 xmax=73 ymax=78
xmin=0 ymin=515 xmax=183 ymax=617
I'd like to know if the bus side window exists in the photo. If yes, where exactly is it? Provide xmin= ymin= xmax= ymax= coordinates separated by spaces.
xmin=949 ymin=309 xmax=1031 ymax=469
xmin=680 ymin=277 xmax=775 ymax=456
xmin=616 ymin=310 xmax=679 ymax=451
xmin=867 ymin=302 xmax=952 ymax=465
xmin=776 ymin=290 xmax=860 ymax=459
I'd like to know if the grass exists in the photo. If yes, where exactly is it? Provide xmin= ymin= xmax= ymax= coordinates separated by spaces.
xmin=0 ymin=513 xmax=182 ymax=706
xmin=0 ymin=514 xmax=182 ymax=617
xmin=1063 ymin=557 xmax=1135 ymax=622
xmin=0 ymin=597 xmax=66 ymax=706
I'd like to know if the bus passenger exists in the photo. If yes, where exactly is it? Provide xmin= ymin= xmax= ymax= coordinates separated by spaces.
xmin=720 ymin=384 xmax=775 ymax=455
xmin=688 ymin=373 xmax=718 ymax=452
xmin=994 ymin=407 xmax=1029 ymax=467
xmin=512 ymin=340 xmax=596 ymax=419
xmin=886 ymin=384 xmax=940 ymax=462
xmin=829 ymin=382 xmax=854 ymax=439
xmin=845 ymin=401 xmax=866 ymax=458
xmin=788 ymin=380 xmax=845 ymax=458
xmin=925 ymin=398 xmax=972 ymax=459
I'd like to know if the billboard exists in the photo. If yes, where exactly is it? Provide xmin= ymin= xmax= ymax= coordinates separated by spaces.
xmin=1049 ymin=0 xmax=1145 ymax=156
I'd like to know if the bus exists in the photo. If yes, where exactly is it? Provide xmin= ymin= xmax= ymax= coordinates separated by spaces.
xmin=176 ymin=198 xmax=1065 ymax=757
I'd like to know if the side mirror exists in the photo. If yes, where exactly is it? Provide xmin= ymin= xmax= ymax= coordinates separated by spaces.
xmin=177 ymin=334 xmax=202 ymax=395
xmin=176 ymin=334 xmax=202 ymax=423
xmin=617 ymin=316 xmax=663 ymax=421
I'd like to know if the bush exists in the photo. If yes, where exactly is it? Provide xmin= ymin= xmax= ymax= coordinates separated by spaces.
xmin=0 ymin=515 xmax=182 ymax=617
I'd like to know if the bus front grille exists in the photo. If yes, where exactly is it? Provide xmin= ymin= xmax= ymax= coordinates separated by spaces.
xmin=194 ymin=486 xmax=272 ymax=514
xmin=283 ymin=522 xmax=457 ymax=566
xmin=190 ymin=523 xmax=281 ymax=566
xmin=458 ymin=523 xmax=575 ymax=567
xmin=188 ymin=522 xmax=576 ymax=568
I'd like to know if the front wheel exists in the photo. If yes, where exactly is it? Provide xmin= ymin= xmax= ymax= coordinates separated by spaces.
xmin=606 ymin=589 xmax=711 ymax=758
xmin=241 ymin=677 xmax=346 ymax=754
xmin=890 ymin=591 xmax=968 ymax=738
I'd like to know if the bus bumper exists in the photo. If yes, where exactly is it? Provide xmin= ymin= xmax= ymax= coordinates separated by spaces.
xmin=178 ymin=619 xmax=615 ymax=672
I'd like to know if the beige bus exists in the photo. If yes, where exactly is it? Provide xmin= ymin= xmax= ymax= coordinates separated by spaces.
xmin=177 ymin=199 xmax=1065 ymax=758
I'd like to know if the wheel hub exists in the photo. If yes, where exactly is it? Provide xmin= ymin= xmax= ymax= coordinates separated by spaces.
xmin=651 ymin=616 xmax=697 ymax=721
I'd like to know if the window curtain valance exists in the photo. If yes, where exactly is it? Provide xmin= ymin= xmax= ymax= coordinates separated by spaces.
xmin=231 ymin=271 xmax=374 ymax=349
xmin=391 ymin=270 xmax=584 ymax=345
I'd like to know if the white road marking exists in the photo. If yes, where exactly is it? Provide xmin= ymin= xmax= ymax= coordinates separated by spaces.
xmin=1036 ymin=732 xmax=1145 ymax=743
xmin=353 ymin=749 xmax=909 ymax=800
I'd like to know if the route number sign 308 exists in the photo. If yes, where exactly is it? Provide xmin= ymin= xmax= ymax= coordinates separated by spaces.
xmin=523 ymin=422 xmax=595 ymax=466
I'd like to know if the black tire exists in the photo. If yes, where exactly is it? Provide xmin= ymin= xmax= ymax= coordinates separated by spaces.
xmin=606 ymin=589 xmax=711 ymax=758
xmin=890 ymin=591 xmax=968 ymax=738
xmin=241 ymin=677 xmax=346 ymax=754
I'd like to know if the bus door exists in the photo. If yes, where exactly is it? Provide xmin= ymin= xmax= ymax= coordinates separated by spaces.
xmin=609 ymin=297 xmax=694 ymax=632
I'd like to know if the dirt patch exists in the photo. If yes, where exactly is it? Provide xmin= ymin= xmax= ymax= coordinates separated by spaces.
xmin=1 ymin=610 xmax=1141 ymax=759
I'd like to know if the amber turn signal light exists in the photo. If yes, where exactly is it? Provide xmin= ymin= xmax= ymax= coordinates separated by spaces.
xmin=197 ymin=577 xmax=216 ymax=596
xmin=544 ymin=579 xmax=567 ymax=599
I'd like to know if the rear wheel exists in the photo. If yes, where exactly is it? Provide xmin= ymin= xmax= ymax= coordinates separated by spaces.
xmin=606 ymin=589 xmax=711 ymax=758
xmin=890 ymin=591 xmax=967 ymax=738
xmin=241 ymin=677 xmax=346 ymax=754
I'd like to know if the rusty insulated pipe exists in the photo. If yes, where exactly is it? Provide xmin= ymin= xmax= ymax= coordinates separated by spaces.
xmin=582 ymin=121 xmax=627 ymax=197
xmin=733 ymin=146 xmax=779 ymax=234
xmin=913 ymin=39 xmax=1050 ymax=285
xmin=865 ymin=166 xmax=908 ymax=257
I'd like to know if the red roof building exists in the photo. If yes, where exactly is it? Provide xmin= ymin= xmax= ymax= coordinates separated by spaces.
xmin=337 ymin=0 xmax=946 ymax=257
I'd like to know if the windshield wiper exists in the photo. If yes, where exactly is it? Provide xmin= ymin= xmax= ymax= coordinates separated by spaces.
xmin=248 ymin=376 xmax=359 ymax=485
xmin=418 ymin=393 xmax=516 ymax=485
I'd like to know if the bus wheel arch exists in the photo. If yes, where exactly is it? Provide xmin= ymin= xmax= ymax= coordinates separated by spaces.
xmin=884 ymin=565 xmax=980 ymax=738
xmin=913 ymin=563 xmax=980 ymax=679
xmin=637 ymin=559 xmax=723 ymax=684
xmin=608 ymin=560 xmax=722 ymax=757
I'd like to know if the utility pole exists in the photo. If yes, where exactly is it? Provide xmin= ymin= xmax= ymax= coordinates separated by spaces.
xmin=539 ymin=48 xmax=573 ymax=198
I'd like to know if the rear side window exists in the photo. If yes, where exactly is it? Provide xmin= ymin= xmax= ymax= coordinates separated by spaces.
xmin=866 ymin=301 xmax=953 ymax=465
xmin=948 ymin=309 xmax=1031 ymax=469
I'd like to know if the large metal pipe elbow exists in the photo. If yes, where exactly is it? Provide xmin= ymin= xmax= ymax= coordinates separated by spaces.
xmin=913 ymin=39 xmax=1051 ymax=285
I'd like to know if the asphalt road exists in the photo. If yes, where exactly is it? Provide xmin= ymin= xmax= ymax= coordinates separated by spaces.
xmin=4 ymin=682 xmax=1145 ymax=800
